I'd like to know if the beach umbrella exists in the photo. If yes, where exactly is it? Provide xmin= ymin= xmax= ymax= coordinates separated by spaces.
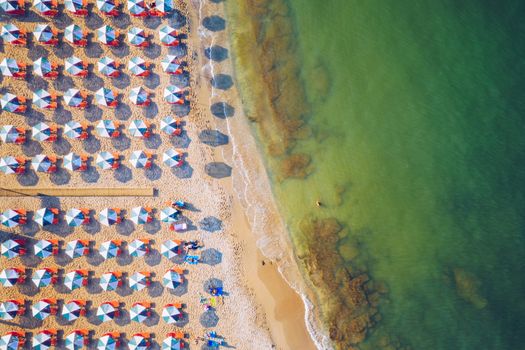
xmin=161 ymin=55 xmax=182 ymax=74
xmin=98 ymin=57 xmax=119 ymax=77
xmin=95 ymin=120 xmax=119 ymax=138
xmin=64 ymin=121 xmax=88 ymax=139
xmin=128 ymin=120 xmax=150 ymax=138
xmin=64 ymin=330 xmax=88 ymax=350
xmin=33 ymin=239 xmax=56 ymax=259
xmin=63 ymin=153 xmax=87 ymax=172
xmin=32 ymin=330 xmax=55 ymax=350
xmin=32 ymin=122 xmax=56 ymax=141
xmin=0 ymin=332 xmax=24 ymax=350
xmin=64 ymin=24 xmax=84 ymax=45
xmin=127 ymin=27 xmax=147 ymax=47
xmin=97 ymin=25 xmax=118 ymax=45
xmin=32 ymin=89 xmax=56 ymax=110
xmin=0 ymin=268 xmax=23 ymax=287
xmin=129 ymin=86 xmax=149 ymax=106
xmin=96 ymin=0 xmax=118 ymax=15
xmin=33 ymin=57 xmax=54 ymax=77
xmin=99 ymin=208 xmax=120 ymax=226
xmin=161 ymin=239 xmax=182 ymax=259
xmin=129 ymin=150 xmax=151 ymax=169
xmin=0 ymin=300 xmax=22 ymax=320
xmin=159 ymin=25 xmax=179 ymax=46
xmin=99 ymin=272 xmax=121 ymax=291
xmin=94 ymin=88 xmax=118 ymax=107
xmin=65 ymin=56 xmax=87 ymax=77
xmin=160 ymin=207 xmax=180 ymax=223
xmin=61 ymin=300 xmax=85 ymax=321
xmin=65 ymin=240 xmax=89 ymax=259
xmin=64 ymin=88 xmax=85 ymax=108
xmin=128 ymin=335 xmax=149 ymax=350
xmin=64 ymin=0 xmax=87 ymax=14
xmin=1 ymin=239 xmax=25 ymax=259
xmin=34 ymin=24 xmax=55 ymax=44
xmin=33 ymin=0 xmax=57 ymax=15
xmin=129 ymin=303 xmax=150 ymax=323
xmin=130 ymin=207 xmax=152 ymax=225
xmin=0 ymin=24 xmax=25 ymax=44
xmin=63 ymin=270 xmax=87 ymax=290
xmin=0 ymin=0 xmax=24 ymax=14
xmin=150 ymin=0 xmax=172 ymax=15
xmin=129 ymin=271 xmax=149 ymax=291
xmin=128 ymin=239 xmax=149 ymax=257
xmin=65 ymin=208 xmax=89 ymax=226
xmin=162 ymin=149 xmax=184 ymax=167
xmin=162 ymin=268 xmax=183 ymax=289
xmin=97 ymin=333 xmax=119 ymax=350
xmin=0 ymin=156 xmax=24 ymax=174
xmin=160 ymin=116 xmax=181 ymax=136
xmin=0 ymin=58 xmax=22 ymax=77
xmin=161 ymin=335 xmax=182 ymax=350
xmin=96 ymin=302 xmax=118 ymax=322
xmin=31 ymin=299 xmax=55 ymax=320
xmin=128 ymin=57 xmax=149 ymax=76
xmin=99 ymin=240 xmax=121 ymax=259
xmin=1 ymin=209 xmax=26 ymax=228
xmin=127 ymin=0 xmax=147 ymax=16
xmin=32 ymin=268 xmax=56 ymax=287
xmin=161 ymin=304 xmax=181 ymax=324
xmin=31 ymin=154 xmax=57 ymax=173
xmin=163 ymin=85 xmax=184 ymax=104
xmin=1 ymin=93 xmax=25 ymax=113
xmin=96 ymin=152 xmax=119 ymax=170
xmin=0 ymin=125 xmax=25 ymax=144
xmin=34 ymin=208 xmax=59 ymax=226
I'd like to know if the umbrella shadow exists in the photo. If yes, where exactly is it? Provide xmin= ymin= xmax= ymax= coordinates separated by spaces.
xmin=169 ymin=72 xmax=190 ymax=88
xmin=198 ymin=130 xmax=229 ymax=147
xmin=170 ymin=129 xmax=191 ymax=148
xmin=53 ymin=73 xmax=75 ymax=92
xmin=203 ymin=278 xmax=224 ymax=294
xmin=81 ymin=165 xmax=100 ymax=183
xmin=144 ymin=163 xmax=162 ymax=181
xmin=174 ymin=310 xmax=189 ymax=328
xmin=83 ymin=137 xmax=102 ymax=154
xmin=86 ymin=247 xmax=105 ymax=267
xmin=54 ymin=4 xmax=73 ymax=28
xmin=113 ymin=72 xmax=131 ymax=89
xmin=86 ymin=307 xmax=103 ymax=325
xmin=84 ymin=104 xmax=104 ymax=121
xmin=116 ymin=248 xmax=133 ymax=266
xmin=199 ymin=217 xmax=222 ymax=232
xmin=50 ymin=167 xmax=71 ymax=186
xmin=204 ymin=45 xmax=228 ymax=62
xmin=112 ymin=134 xmax=131 ymax=150
xmin=211 ymin=74 xmax=233 ymax=90
xmin=143 ymin=43 xmax=161 ymax=59
xmin=83 ymin=72 xmax=105 ymax=92
xmin=114 ymin=103 xmax=132 ymax=120
xmin=116 ymin=278 xmax=133 ymax=297
xmin=18 ymin=277 xmax=39 ymax=297
xmin=144 ymin=310 xmax=160 ymax=327
xmin=83 ymin=211 xmax=101 ymax=235
xmin=148 ymin=281 xmax=164 ymax=298
xmin=84 ymin=42 xmax=104 ymax=58
xmin=170 ymin=100 xmax=190 ymax=117
xmin=116 ymin=218 xmax=135 ymax=236
xmin=54 ymin=248 xmax=73 ymax=267
xmin=54 ymin=41 xmax=74 ymax=59
xmin=114 ymin=164 xmax=133 ymax=183
xmin=168 ymin=43 xmax=187 ymax=58
xmin=201 ymin=249 xmax=222 ymax=266
xmin=170 ymin=163 xmax=193 ymax=179
xmin=202 ymin=15 xmax=226 ymax=32
xmin=144 ymin=248 xmax=162 ymax=266
xmin=144 ymin=16 xmax=161 ymax=29
xmin=199 ymin=310 xmax=219 ymax=328
xmin=85 ymin=10 xmax=104 ymax=30
xmin=114 ymin=309 xmax=131 ymax=326
xmin=143 ymin=217 xmax=161 ymax=234
xmin=144 ymin=72 xmax=160 ymax=89
xmin=210 ymin=102 xmax=234 ymax=119
xmin=20 ymin=250 xmax=41 ymax=268
xmin=53 ymin=105 xmax=73 ymax=123
xmin=169 ymin=10 xmax=187 ymax=29
xmin=111 ymin=13 xmax=131 ymax=29
xmin=22 ymin=138 xmax=44 ymax=157
xmin=204 ymin=162 xmax=232 ymax=179
xmin=86 ymin=276 xmax=103 ymax=295
xmin=143 ymin=101 xmax=158 ymax=119
xmin=144 ymin=133 xmax=162 ymax=149
xmin=43 ymin=213 xmax=74 ymax=237
xmin=110 ymin=42 xmax=130 ymax=58
xmin=52 ymin=135 xmax=72 ymax=155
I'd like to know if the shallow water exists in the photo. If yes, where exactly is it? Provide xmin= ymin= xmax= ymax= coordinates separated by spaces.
xmin=228 ymin=0 xmax=525 ymax=349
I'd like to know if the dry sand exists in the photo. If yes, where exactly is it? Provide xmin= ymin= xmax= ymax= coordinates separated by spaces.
xmin=0 ymin=0 xmax=317 ymax=349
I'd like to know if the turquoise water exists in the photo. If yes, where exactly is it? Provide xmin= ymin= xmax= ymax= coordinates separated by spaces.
xmin=263 ymin=1 xmax=525 ymax=348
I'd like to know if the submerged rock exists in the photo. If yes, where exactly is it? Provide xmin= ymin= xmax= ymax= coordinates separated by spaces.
xmin=453 ymin=268 xmax=487 ymax=309
xmin=279 ymin=153 xmax=311 ymax=179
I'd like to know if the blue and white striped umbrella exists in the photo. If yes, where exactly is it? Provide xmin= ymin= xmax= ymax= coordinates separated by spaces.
xmin=128 ymin=335 xmax=148 ymax=350
xmin=64 ymin=24 xmax=84 ymax=43
xmin=1 ymin=93 xmax=23 ymax=112
xmin=64 ymin=121 xmax=85 ymax=139
xmin=128 ymin=239 xmax=148 ymax=258
xmin=0 ymin=156 xmax=23 ymax=174
xmin=130 ymin=207 xmax=151 ymax=225
xmin=32 ymin=331 xmax=53 ymax=350
xmin=65 ymin=240 xmax=88 ymax=259
xmin=34 ymin=208 xmax=58 ymax=226
xmin=153 ymin=0 xmax=172 ymax=13
xmin=32 ymin=90 xmax=54 ymax=109
xmin=33 ymin=57 xmax=53 ymax=77
xmin=65 ymin=56 xmax=85 ymax=76
xmin=0 ymin=0 xmax=24 ymax=13
xmin=160 ymin=116 xmax=178 ymax=135
xmin=63 ymin=152 xmax=84 ymax=171
xmin=34 ymin=24 xmax=54 ymax=43
xmin=96 ymin=0 xmax=116 ymax=13
xmin=127 ymin=27 xmax=146 ymax=46
xmin=159 ymin=25 xmax=178 ymax=46
xmin=161 ymin=336 xmax=182 ymax=350
xmin=64 ymin=89 xmax=84 ymax=107
xmin=1 ymin=209 xmax=25 ymax=228
xmin=33 ymin=239 xmax=55 ymax=259
xmin=161 ymin=304 xmax=181 ymax=324
xmin=98 ymin=57 xmax=118 ymax=76
xmin=163 ymin=85 xmax=183 ymax=104
xmin=0 ymin=269 xmax=22 ymax=287
xmin=61 ymin=300 xmax=83 ymax=321
xmin=99 ymin=208 xmax=119 ymax=226
xmin=96 ymin=301 xmax=118 ymax=320
xmin=128 ymin=120 xmax=149 ymax=137
xmin=129 ymin=271 xmax=148 ymax=291
xmin=63 ymin=270 xmax=86 ymax=290
xmin=64 ymin=330 xmax=86 ymax=350
xmin=1 ymin=239 xmax=24 ymax=259
xmin=65 ymin=208 xmax=87 ymax=227
xmin=128 ymin=57 xmax=148 ymax=76
xmin=97 ymin=25 xmax=117 ymax=44
xmin=127 ymin=0 xmax=146 ymax=16
xmin=32 ymin=268 xmax=54 ymax=287
xmin=0 ymin=58 xmax=21 ymax=76
xmin=129 ymin=150 xmax=150 ymax=168
xmin=129 ymin=86 xmax=148 ymax=105
xmin=94 ymin=88 xmax=117 ymax=107
xmin=32 ymin=122 xmax=53 ymax=141
xmin=96 ymin=120 xmax=118 ymax=138
xmin=96 ymin=151 xmax=118 ymax=171
xmin=97 ymin=334 xmax=118 ymax=350
xmin=161 ymin=239 xmax=182 ymax=259
xmin=161 ymin=55 xmax=181 ymax=74
xmin=162 ymin=149 xmax=183 ymax=167
xmin=160 ymin=207 xmax=180 ymax=223
xmin=1 ymin=24 xmax=22 ymax=43
xmin=0 ymin=301 xmax=21 ymax=320
xmin=33 ymin=0 xmax=55 ymax=14
xmin=162 ymin=269 xmax=183 ymax=289
xmin=99 ymin=240 xmax=120 ymax=259
xmin=31 ymin=154 xmax=55 ymax=172
xmin=64 ymin=0 xmax=84 ymax=12
xmin=0 ymin=125 xmax=21 ymax=143
xmin=31 ymin=300 xmax=53 ymax=320
xmin=129 ymin=304 xmax=149 ymax=323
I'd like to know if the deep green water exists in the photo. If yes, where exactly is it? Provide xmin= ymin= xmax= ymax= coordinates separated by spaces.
xmin=264 ymin=1 xmax=525 ymax=349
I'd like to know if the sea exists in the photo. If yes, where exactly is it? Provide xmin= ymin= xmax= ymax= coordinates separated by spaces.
xmin=225 ymin=0 xmax=525 ymax=349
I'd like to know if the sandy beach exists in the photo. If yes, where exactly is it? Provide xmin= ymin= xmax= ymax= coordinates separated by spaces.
xmin=0 ymin=0 xmax=316 ymax=349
